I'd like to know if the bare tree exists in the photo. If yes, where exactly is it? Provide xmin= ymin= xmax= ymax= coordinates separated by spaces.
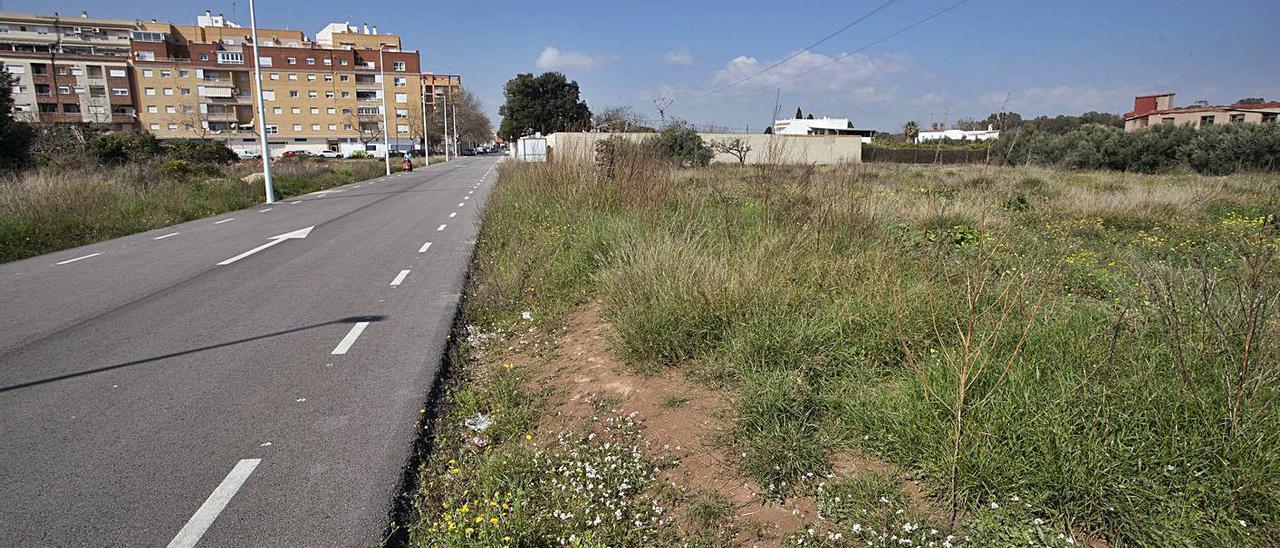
xmin=345 ymin=109 xmax=383 ymax=150
xmin=168 ymin=99 xmax=212 ymax=139
xmin=593 ymin=105 xmax=647 ymax=132
xmin=446 ymin=89 xmax=493 ymax=147
xmin=709 ymin=137 xmax=751 ymax=164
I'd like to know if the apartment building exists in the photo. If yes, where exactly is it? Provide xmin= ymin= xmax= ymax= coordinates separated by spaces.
xmin=132 ymin=14 xmax=423 ymax=157
xmin=0 ymin=11 xmax=138 ymax=129
xmin=423 ymin=72 xmax=461 ymax=112
xmin=1124 ymin=93 xmax=1280 ymax=131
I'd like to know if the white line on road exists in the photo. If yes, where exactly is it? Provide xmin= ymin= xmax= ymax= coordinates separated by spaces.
xmin=214 ymin=218 xmax=235 ymax=224
xmin=153 ymin=232 xmax=180 ymax=240
xmin=289 ymin=201 xmax=301 ymax=205
xmin=436 ymin=224 xmax=447 ymax=232
xmin=259 ymin=208 xmax=273 ymax=213
xmin=166 ymin=459 xmax=261 ymax=548
xmin=417 ymin=241 xmax=432 ymax=253
xmin=55 ymin=252 xmax=101 ymax=265
xmin=457 ymin=203 xmax=464 ymax=207
xmin=448 ymin=212 xmax=457 ymax=218
xmin=390 ymin=269 xmax=411 ymax=286
xmin=331 ymin=322 xmax=369 ymax=355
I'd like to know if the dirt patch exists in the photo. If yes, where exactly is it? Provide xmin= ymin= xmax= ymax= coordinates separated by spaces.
xmin=516 ymin=302 xmax=822 ymax=546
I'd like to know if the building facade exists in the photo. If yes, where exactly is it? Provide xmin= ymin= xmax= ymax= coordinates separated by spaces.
xmin=1 ymin=11 xmax=138 ymax=130
xmin=772 ymin=117 xmax=876 ymax=143
xmin=916 ymin=124 xmax=1000 ymax=142
xmin=1124 ymin=93 xmax=1280 ymax=131
xmin=2 ymin=10 xmax=459 ymax=158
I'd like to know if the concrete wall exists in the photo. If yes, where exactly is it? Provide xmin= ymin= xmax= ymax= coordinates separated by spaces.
xmin=545 ymin=132 xmax=861 ymax=165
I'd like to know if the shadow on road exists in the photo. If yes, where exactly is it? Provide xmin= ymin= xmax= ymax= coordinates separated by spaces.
xmin=0 ymin=315 xmax=387 ymax=394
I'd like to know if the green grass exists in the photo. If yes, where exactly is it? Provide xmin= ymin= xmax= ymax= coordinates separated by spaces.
xmin=0 ymin=159 xmax=390 ymax=263
xmin=427 ymin=156 xmax=1279 ymax=546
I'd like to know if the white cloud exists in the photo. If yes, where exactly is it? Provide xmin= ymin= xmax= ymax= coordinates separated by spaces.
xmin=536 ymin=46 xmax=606 ymax=71
xmin=662 ymin=50 xmax=695 ymax=66
xmin=710 ymin=50 xmax=906 ymax=99
xmin=980 ymin=85 xmax=1138 ymax=115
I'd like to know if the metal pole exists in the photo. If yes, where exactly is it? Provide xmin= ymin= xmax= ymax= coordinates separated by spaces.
xmin=379 ymin=46 xmax=391 ymax=175
xmin=451 ymin=88 xmax=458 ymax=154
xmin=248 ymin=0 xmax=274 ymax=203
xmin=420 ymin=77 xmax=430 ymax=166
xmin=441 ymin=89 xmax=450 ymax=161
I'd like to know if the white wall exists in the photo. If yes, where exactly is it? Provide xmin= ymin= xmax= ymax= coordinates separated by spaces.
xmin=544 ymin=132 xmax=861 ymax=165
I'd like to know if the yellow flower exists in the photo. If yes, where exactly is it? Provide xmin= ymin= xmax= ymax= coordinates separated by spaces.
xmin=475 ymin=516 xmax=483 ymax=524
xmin=491 ymin=517 xmax=500 ymax=525
xmin=525 ymin=434 xmax=533 ymax=440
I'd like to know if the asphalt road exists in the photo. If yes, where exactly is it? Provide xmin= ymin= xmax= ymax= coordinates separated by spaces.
xmin=0 ymin=155 xmax=501 ymax=547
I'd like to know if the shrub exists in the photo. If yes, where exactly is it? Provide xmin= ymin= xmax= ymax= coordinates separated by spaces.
xmin=647 ymin=125 xmax=712 ymax=167
xmin=85 ymin=132 xmax=162 ymax=165
xmin=348 ymin=150 xmax=371 ymax=159
xmin=998 ymin=122 xmax=1280 ymax=175
xmin=165 ymin=139 xmax=236 ymax=164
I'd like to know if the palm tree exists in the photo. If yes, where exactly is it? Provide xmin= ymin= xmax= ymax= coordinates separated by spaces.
xmin=903 ymin=120 xmax=920 ymax=143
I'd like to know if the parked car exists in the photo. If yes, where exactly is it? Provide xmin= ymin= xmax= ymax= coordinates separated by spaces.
xmin=317 ymin=150 xmax=343 ymax=159
xmin=235 ymin=149 xmax=261 ymax=160
xmin=281 ymin=150 xmax=314 ymax=158
xmin=461 ymin=148 xmax=476 ymax=156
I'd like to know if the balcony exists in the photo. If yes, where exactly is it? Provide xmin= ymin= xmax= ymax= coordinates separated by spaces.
xmin=205 ymin=111 xmax=241 ymax=122
xmin=198 ymin=86 xmax=234 ymax=98
xmin=206 ymin=93 xmax=254 ymax=105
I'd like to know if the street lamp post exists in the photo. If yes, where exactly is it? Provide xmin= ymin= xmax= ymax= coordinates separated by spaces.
xmin=441 ymin=88 xmax=450 ymax=161
xmin=420 ymin=78 xmax=430 ymax=166
xmin=247 ymin=0 xmax=274 ymax=203
xmin=451 ymin=88 xmax=459 ymax=154
xmin=378 ymin=46 xmax=392 ymax=175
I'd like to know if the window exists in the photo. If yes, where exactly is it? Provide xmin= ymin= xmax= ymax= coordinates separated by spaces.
xmin=393 ymin=77 xmax=406 ymax=87
xmin=178 ymin=70 xmax=189 ymax=77
xmin=147 ymin=106 xmax=158 ymax=113
xmin=150 ymin=123 xmax=161 ymax=130
xmin=163 ymin=88 xmax=174 ymax=96
xmin=0 ymin=24 xmax=9 ymax=33
xmin=325 ymin=91 xmax=335 ymax=99
xmin=136 ymin=52 xmax=156 ymax=61
xmin=57 ymin=85 xmax=70 ymax=94
xmin=393 ymin=61 xmax=406 ymax=72
xmin=395 ymin=108 xmax=408 ymax=118
xmin=11 ymin=85 xmax=25 ymax=94
xmin=397 ymin=124 xmax=409 ymax=133
xmin=1161 ymin=117 xmax=1174 ymax=125
xmin=288 ymin=74 xmax=298 ymax=81
xmin=395 ymin=93 xmax=407 ymax=103
xmin=286 ymin=57 xmax=297 ymax=65
xmin=311 ymin=124 xmax=320 ymax=131
xmin=339 ymin=75 xmax=350 ymax=82
xmin=289 ymin=90 xmax=299 ymax=98
xmin=307 ymin=74 xmax=316 ymax=82
xmin=340 ymin=59 xmax=349 ymax=66
xmin=142 ymin=69 xmax=154 ymax=78
xmin=35 ymin=84 xmax=50 ymax=95
xmin=292 ymin=123 xmax=302 ymax=131
xmin=89 ymin=86 xmax=106 ymax=97
xmin=216 ymin=52 xmax=244 ymax=64
xmin=57 ymin=67 xmax=68 ymax=76
xmin=310 ymin=107 xmax=319 ymax=114
xmin=328 ymin=124 xmax=337 ymax=130
xmin=262 ymin=90 xmax=276 ymax=100
xmin=323 ymin=74 xmax=333 ymax=82
xmin=273 ymin=107 xmax=282 ymax=114
xmin=160 ymin=70 xmax=172 ymax=78
xmin=1200 ymin=115 xmax=1215 ymax=127
xmin=258 ymin=57 xmax=272 ymax=67
xmin=270 ymin=73 xmax=280 ymax=80
xmin=265 ymin=124 xmax=278 ymax=134
xmin=113 ymin=88 xmax=129 ymax=96
xmin=64 ymin=103 xmax=81 ymax=113
xmin=291 ymin=107 xmax=301 ymax=114
xmin=344 ymin=123 xmax=352 ymax=130
xmin=3 ymin=64 xmax=23 ymax=74
xmin=1230 ymin=114 xmax=1246 ymax=124
xmin=327 ymin=107 xmax=336 ymax=114
xmin=306 ymin=58 xmax=315 ymax=65
xmin=165 ymin=106 xmax=176 ymax=114
xmin=109 ymin=68 xmax=127 ymax=78
xmin=180 ymin=88 xmax=191 ymax=95
xmin=197 ymin=53 xmax=209 ymax=61
xmin=130 ymin=30 xmax=165 ymax=42
xmin=341 ymin=91 xmax=351 ymax=98
xmin=308 ymin=91 xmax=317 ymax=98
xmin=36 ymin=27 xmax=50 ymax=35
xmin=1264 ymin=113 xmax=1278 ymax=124
xmin=70 ymin=67 xmax=83 ymax=76
xmin=323 ymin=58 xmax=332 ymax=66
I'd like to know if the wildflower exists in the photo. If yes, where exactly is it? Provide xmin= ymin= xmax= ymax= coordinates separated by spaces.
xmin=989 ymin=501 xmax=999 ymax=509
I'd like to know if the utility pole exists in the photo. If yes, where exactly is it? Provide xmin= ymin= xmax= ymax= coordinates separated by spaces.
xmin=451 ymin=89 xmax=459 ymax=154
xmin=441 ymin=89 xmax=450 ymax=161
xmin=248 ymin=0 xmax=275 ymax=203
xmin=378 ymin=46 xmax=391 ymax=175
xmin=420 ymin=78 xmax=430 ymax=166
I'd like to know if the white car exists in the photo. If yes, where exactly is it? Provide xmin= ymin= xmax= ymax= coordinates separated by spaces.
xmin=235 ymin=149 xmax=261 ymax=160
xmin=317 ymin=150 xmax=344 ymax=159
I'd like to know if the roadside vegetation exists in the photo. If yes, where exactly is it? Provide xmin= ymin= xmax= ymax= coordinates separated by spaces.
xmin=408 ymin=147 xmax=1278 ymax=546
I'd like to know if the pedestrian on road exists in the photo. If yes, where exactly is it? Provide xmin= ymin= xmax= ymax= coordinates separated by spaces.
xmin=402 ymin=152 xmax=413 ymax=172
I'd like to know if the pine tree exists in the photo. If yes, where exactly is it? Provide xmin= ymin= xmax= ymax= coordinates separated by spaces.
xmin=794 ymin=107 xmax=803 ymax=119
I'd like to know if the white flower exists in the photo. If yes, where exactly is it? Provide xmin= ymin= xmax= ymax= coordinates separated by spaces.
xmin=1033 ymin=518 xmax=1044 ymax=525
xmin=989 ymin=501 xmax=1000 ymax=509
xmin=1239 ymin=520 xmax=1248 ymax=527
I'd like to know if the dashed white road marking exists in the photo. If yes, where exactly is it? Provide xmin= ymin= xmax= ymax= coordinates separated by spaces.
xmin=448 ymin=212 xmax=457 ymax=218
xmin=166 ymin=459 xmax=261 ymax=548
xmin=55 ymin=253 xmax=101 ymax=265
xmin=289 ymin=201 xmax=301 ymax=205
xmin=436 ymin=224 xmax=447 ymax=232
xmin=259 ymin=208 xmax=273 ymax=213
xmin=389 ymin=269 xmax=411 ymax=286
xmin=153 ymin=232 xmax=180 ymax=240
xmin=457 ymin=203 xmax=464 ymax=207
xmin=214 ymin=218 xmax=235 ymax=224
xmin=331 ymin=322 xmax=370 ymax=355
xmin=417 ymin=242 xmax=432 ymax=253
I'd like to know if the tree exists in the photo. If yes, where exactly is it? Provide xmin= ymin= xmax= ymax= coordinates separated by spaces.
xmin=0 ymin=66 xmax=35 ymax=171
xmin=346 ymin=110 xmax=383 ymax=150
xmin=1236 ymin=97 xmax=1267 ymax=105
xmin=450 ymin=89 xmax=494 ymax=146
xmin=169 ymin=99 xmax=213 ymax=140
xmin=709 ymin=137 xmax=752 ymax=164
xmin=648 ymin=122 xmax=712 ymax=167
xmin=594 ymin=105 xmax=648 ymax=132
xmin=794 ymin=106 xmax=803 ymax=119
xmin=903 ymin=120 xmax=919 ymax=143
xmin=497 ymin=72 xmax=591 ymax=140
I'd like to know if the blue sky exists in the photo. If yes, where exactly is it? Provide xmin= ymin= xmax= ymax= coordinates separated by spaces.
xmin=11 ymin=0 xmax=1280 ymax=132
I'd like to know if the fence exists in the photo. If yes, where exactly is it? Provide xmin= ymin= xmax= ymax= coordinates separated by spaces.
xmin=545 ymin=132 xmax=861 ymax=165
xmin=862 ymin=146 xmax=990 ymax=164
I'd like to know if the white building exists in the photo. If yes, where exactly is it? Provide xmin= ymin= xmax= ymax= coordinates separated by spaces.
xmin=916 ymin=124 xmax=1000 ymax=142
xmin=773 ymin=117 xmax=876 ymax=143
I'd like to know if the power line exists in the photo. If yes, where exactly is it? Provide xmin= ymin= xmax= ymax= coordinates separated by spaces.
xmin=704 ymin=0 xmax=901 ymax=95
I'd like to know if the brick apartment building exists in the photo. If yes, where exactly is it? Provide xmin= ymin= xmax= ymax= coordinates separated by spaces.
xmin=1 ymin=10 xmax=463 ymax=157
xmin=1124 ymin=93 xmax=1280 ymax=131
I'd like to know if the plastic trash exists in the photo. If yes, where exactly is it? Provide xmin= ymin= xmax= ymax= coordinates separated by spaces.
xmin=464 ymin=414 xmax=491 ymax=432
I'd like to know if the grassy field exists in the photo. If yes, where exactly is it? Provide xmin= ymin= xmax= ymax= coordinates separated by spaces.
xmin=0 ymin=158 xmax=413 ymax=263
xmin=408 ymin=155 xmax=1278 ymax=546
